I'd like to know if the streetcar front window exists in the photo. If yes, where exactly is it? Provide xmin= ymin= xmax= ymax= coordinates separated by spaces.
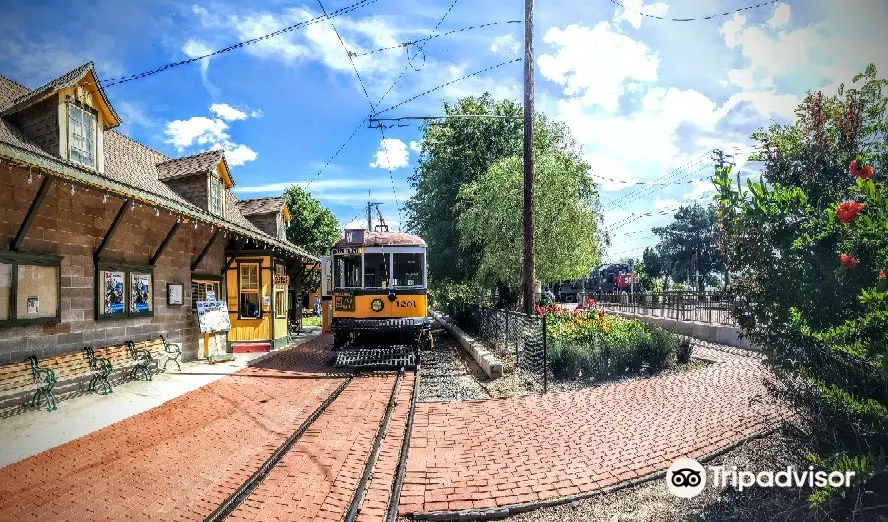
xmin=364 ymin=253 xmax=390 ymax=288
xmin=393 ymin=253 xmax=424 ymax=287
xmin=334 ymin=255 xmax=361 ymax=288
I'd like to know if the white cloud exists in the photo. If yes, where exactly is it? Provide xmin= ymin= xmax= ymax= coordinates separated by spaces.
xmin=612 ymin=0 xmax=669 ymax=29
xmin=164 ymin=117 xmax=228 ymax=149
xmin=220 ymin=144 xmax=258 ymax=166
xmin=768 ymin=3 xmax=791 ymax=28
xmin=370 ymin=138 xmax=410 ymax=169
xmin=210 ymin=103 xmax=249 ymax=121
xmin=164 ymin=104 xmax=260 ymax=166
xmin=539 ymin=23 xmax=659 ymax=112
xmin=490 ymin=34 xmax=520 ymax=56
xmin=683 ymin=180 xmax=714 ymax=201
xmin=182 ymin=39 xmax=216 ymax=96
xmin=408 ymin=140 xmax=422 ymax=153
xmin=235 ymin=178 xmax=387 ymax=194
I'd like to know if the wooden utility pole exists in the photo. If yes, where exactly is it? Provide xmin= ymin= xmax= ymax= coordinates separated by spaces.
xmin=522 ymin=0 xmax=535 ymax=315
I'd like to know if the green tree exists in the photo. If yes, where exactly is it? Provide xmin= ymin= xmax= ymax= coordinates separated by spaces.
xmin=456 ymin=150 xmax=601 ymax=289
xmin=714 ymin=64 xmax=888 ymax=513
xmin=641 ymin=246 xmax=664 ymax=288
xmin=283 ymin=185 xmax=340 ymax=287
xmin=651 ymin=203 xmax=724 ymax=291
xmin=405 ymin=93 xmax=578 ymax=286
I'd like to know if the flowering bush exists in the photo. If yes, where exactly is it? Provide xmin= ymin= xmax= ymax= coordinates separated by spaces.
xmin=714 ymin=65 xmax=888 ymax=511
xmin=543 ymin=305 xmax=683 ymax=380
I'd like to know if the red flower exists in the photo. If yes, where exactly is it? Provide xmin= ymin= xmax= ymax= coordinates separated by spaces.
xmin=840 ymin=254 xmax=858 ymax=270
xmin=598 ymin=310 xmax=605 ymax=319
xmin=879 ymin=269 xmax=886 ymax=280
xmin=849 ymin=161 xmax=874 ymax=180
xmin=836 ymin=201 xmax=865 ymax=224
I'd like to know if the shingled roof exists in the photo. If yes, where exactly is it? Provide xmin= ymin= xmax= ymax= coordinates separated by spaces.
xmin=236 ymin=197 xmax=285 ymax=216
xmin=1 ymin=62 xmax=120 ymax=129
xmin=156 ymin=149 xmax=227 ymax=181
xmin=0 ymin=66 xmax=316 ymax=261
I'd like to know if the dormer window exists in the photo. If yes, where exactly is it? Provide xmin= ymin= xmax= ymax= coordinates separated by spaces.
xmin=209 ymin=175 xmax=224 ymax=217
xmin=67 ymin=100 xmax=97 ymax=168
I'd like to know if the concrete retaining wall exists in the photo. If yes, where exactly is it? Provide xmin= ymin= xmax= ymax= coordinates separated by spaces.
xmin=430 ymin=310 xmax=503 ymax=379
xmin=606 ymin=309 xmax=759 ymax=351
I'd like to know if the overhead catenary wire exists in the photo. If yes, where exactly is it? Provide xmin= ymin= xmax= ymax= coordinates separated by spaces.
xmin=373 ymin=57 xmax=523 ymax=116
xmin=316 ymin=0 xmax=403 ymax=227
xmin=607 ymin=0 xmax=781 ymax=22
xmin=349 ymin=20 xmax=522 ymax=58
xmin=75 ymin=0 xmax=380 ymax=101
xmin=601 ymin=154 xmax=712 ymax=212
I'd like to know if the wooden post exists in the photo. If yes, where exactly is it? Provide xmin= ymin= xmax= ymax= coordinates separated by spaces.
xmin=522 ymin=0 xmax=535 ymax=315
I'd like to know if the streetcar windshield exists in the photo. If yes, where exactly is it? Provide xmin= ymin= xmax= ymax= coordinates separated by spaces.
xmin=334 ymin=254 xmax=361 ymax=288
xmin=363 ymin=253 xmax=390 ymax=288
xmin=393 ymin=253 xmax=424 ymax=287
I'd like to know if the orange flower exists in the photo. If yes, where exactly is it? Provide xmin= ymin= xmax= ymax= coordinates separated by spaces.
xmin=836 ymin=201 xmax=865 ymax=224
xmin=849 ymin=160 xmax=874 ymax=180
xmin=879 ymin=269 xmax=886 ymax=280
xmin=840 ymin=254 xmax=858 ymax=270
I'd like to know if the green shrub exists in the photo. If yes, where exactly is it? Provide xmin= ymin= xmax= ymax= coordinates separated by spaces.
xmin=676 ymin=337 xmax=692 ymax=364
xmin=639 ymin=325 xmax=677 ymax=373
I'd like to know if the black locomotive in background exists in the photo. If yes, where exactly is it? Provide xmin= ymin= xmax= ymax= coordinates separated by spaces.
xmin=551 ymin=263 xmax=641 ymax=303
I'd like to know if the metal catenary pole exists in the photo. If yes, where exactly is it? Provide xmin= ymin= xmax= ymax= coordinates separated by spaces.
xmin=522 ymin=0 xmax=535 ymax=315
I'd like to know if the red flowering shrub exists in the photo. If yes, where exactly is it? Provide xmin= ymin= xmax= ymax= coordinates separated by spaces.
xmin=715 ymin=64 xmax=888 ymax=513
xmin=836 ymin=201 xmax=865 ymax=224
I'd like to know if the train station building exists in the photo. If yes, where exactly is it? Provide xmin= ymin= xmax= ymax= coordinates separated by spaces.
xmin=0 ymin=61 xmax=317 ymax=363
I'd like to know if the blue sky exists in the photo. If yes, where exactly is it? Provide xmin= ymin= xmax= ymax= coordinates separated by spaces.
xmin=2 ymin=0 xmax=887 ymax=262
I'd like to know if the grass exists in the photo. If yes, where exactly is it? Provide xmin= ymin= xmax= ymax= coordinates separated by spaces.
xmin=302 ymin=315 xmax=322 ymax=327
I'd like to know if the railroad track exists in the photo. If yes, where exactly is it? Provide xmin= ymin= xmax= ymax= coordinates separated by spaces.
xmin=203 ymin=367 xmax=419 ymax=522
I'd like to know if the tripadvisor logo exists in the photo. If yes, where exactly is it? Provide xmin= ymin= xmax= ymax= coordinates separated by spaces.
xmin=666 ymin=458 xmax=856 ymax=498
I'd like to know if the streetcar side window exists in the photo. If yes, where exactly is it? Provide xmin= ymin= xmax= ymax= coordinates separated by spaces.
xmin=364 ymin=253 xmax=390 ymax=288
xmin=334 ymin=255 xmax=361 ymax=288
xmin=392 ymin=253 xmax=424 ymax=287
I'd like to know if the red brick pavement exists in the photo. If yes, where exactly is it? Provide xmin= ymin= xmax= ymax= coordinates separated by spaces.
xmin=0 ymin=335 xmax=347 ymax=522
xmin=227 ymin=373 xmax=404 ymax=522
xmin=399 ymin=346 xmax=784 ymax=515
xmin=355 ymin=372 xmax=415 ymax=522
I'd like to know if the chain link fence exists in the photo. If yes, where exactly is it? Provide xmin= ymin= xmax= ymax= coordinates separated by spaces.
xmin=445 ymin=301 xmax=548 ymax=392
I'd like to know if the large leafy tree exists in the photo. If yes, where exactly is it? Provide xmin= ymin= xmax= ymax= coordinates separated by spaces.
xmin=456 ymin=150 xmax=601 ymax=289
xmin=405 ymin=93 xmax=577 ymax=285
xmin=715 ymin=65 xmax=887 ymax=512
xmin=283 ymin=185 xmax=340 ymax=287
xmin=650 ymin=203 xmax=724 ymax=290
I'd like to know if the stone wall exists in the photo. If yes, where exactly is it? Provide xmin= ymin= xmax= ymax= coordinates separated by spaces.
xmin=0 ymin=163 xmax=226 ymax=363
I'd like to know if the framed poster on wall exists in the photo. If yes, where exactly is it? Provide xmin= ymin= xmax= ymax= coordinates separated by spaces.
xmin=100 ymin=270 xmax=125 ymax=316
xmin=167 ymin=282 xmax=184 ymax=305
xmin=96 ymin=262 xmax=154 ymax=320
xmin=130 ymin=273 xmax=153 ymax=314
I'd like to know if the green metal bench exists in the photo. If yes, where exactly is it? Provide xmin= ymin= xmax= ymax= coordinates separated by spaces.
xmin=0 ymin=356 xmax=57 ymax=411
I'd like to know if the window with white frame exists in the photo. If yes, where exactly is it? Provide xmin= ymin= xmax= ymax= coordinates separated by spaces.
xmin=68 ymin=102 xmax=97 ymax=168
xmin=209 ymin=175 xmax=224 ymax=217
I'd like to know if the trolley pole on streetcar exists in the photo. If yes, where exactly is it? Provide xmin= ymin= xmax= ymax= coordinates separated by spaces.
xmin=522 ymin=0 xmax=536 ymax=315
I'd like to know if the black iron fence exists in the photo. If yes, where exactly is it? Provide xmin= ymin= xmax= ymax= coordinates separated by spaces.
xmin=593 ymin=290 xmax=743 ymax=325
xmin=445 ymin=301 xmax=548 ymax=392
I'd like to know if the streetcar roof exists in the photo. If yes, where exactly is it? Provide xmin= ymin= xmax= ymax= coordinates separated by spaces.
xmin=333 ymin=230 xmax=427 ymax=248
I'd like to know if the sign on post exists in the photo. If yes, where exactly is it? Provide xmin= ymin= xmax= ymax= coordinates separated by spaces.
xmin=196 ymin=300 xmax=231 ymax=334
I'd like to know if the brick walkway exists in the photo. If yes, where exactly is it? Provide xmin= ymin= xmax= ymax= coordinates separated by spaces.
xmin=227 ymin=373 xmax=401 ymax=521
xmin=399 ymin=345 xmax=784 ymax=516
xmin=0 ymin=336 xmax=351 ymax=522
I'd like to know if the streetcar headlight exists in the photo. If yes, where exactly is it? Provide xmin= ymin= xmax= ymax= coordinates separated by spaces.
xmin=371 ymin=298 xmax=384 ymax=312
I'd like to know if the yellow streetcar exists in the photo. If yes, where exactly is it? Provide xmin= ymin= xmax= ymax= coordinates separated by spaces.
xmin=321 ymin=228 xmax=432 ymax=363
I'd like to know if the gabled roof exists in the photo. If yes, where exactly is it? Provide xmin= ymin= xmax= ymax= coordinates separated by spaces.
xmin=156 ymin=149 xmax=225 ymax=181
xmin=0 ymin=62 xmax=120 ymax=129
xmin=236 ymin=197 xmax=285 ymax=216
xmin=0 ymin=66 xmax=316 ymax=262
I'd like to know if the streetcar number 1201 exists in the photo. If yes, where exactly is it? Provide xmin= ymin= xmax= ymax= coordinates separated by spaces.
xmin=395 ymin=300 xmax=417 ymax=308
